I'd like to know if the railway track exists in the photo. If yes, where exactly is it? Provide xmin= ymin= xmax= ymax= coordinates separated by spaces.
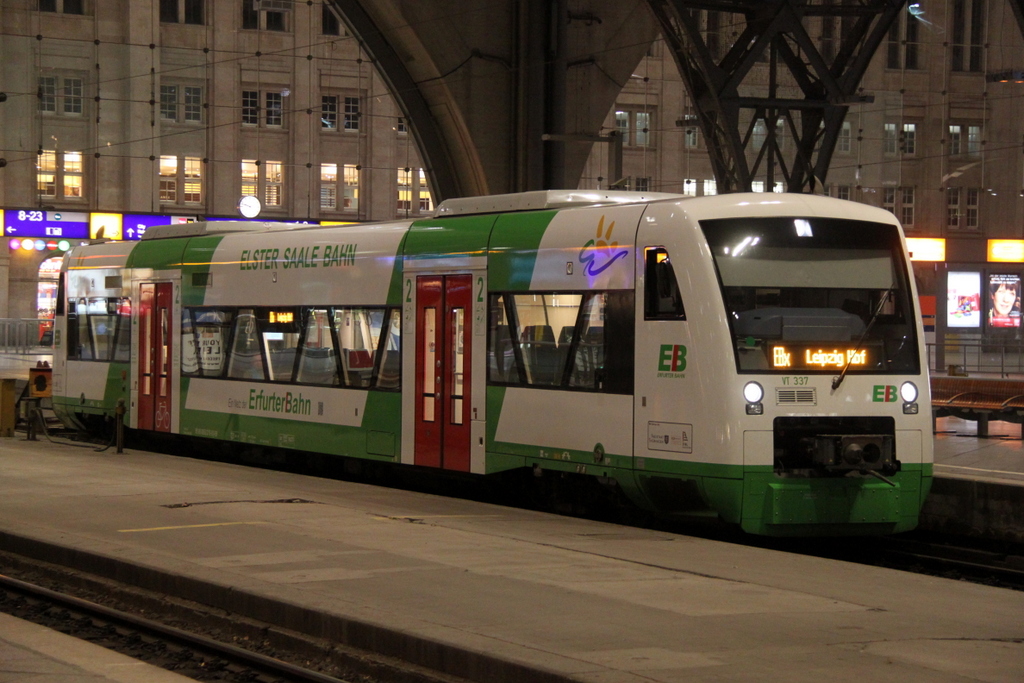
xmin=0 ymin=556 xmax=466 ymax=683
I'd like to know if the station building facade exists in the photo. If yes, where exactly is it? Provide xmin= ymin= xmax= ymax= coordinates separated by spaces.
xmin=3 ymin=0 xmax=1024 ymax=359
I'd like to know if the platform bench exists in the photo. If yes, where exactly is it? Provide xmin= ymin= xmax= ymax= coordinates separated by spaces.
xmin=931 ymin=377 xmax=1024 ymax=436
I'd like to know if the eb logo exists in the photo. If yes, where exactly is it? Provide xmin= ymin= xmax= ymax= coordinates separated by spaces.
xmin=658 ymin=344 xmax=687 ymax=372
xmin=872 ymin=385 xmax=898 ymax=402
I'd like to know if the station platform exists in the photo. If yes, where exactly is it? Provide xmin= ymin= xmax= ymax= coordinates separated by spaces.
xmin=0 ymin=612 xmax=194 ymax=683
xmin=0 ymin=435 xmax=1022 ymax=683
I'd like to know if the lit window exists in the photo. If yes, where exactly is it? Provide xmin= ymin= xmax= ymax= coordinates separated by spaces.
xmin=37 ymin=151 xmax=57 ymax=197
xmin=265 ymin=161 xmax=283 ymax=206
xmin=418 ymin=169 xmax=432 ymax=212
xmin=183 ymin=157 xmax=202 ymax=203
xmin=63 ymin=151 xmax=83 ymax=198
xmin=159 ymin=156 xmax=177 ymax=201
xmin=241 ymin=159 xmax=258 ymax=197
xmin=320 ymin=163 xmax=338 ymax=209
xmin=344 ymin=164 xmax=359 ymax=211
xmin=397 ymin=168 xmax=412 ymax=212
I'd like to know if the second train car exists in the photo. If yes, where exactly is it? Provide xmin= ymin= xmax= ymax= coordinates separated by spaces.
xmin=51 ymin=191 xmax=933 ymax=535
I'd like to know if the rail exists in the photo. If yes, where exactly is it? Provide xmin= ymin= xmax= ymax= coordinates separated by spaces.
xmin=0 ymin=318 xmax=53 ymax=354
xmin=927 ymin=340 xmax=1024 ymax=379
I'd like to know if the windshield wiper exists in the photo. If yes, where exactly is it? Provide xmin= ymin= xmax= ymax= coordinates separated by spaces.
xmin=832 ymin=285 xmax=895 ymax=391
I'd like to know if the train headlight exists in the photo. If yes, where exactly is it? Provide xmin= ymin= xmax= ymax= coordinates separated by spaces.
xmin=743 ymin=382 xmax=764 ymax=414
xmin=900 ymin=381 xmax=919 ymax=414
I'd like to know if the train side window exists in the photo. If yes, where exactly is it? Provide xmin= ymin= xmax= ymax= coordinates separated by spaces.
xmin=375 ymin=308 xmax=402 ymax=391
xmin=332 ymin=307 xmax=397 ymax=389
xmin=226 ymin=309 xmax=266 ymax=380
xmin=181 ymin=309 xmax=200 ymax=377
xmin=260 ymin=308 xmax=301 ymax=382
xmin=645 ymin=247 xmax=686 ymax=320
xmin=112 ymin=298 xmax=131 ymax=362
xmin=296 ymin=308 xmax=339 ymax=385
xmin=191 ymin=309 xmax=232 ymax=377
xmin=488 ymin=294 xmax=522 ymax=384
xmin=66 ymin=298 xmax=80 ymax=360
xmin=487 ymin=291 xmax=634 ymax=394
xmin=76 ymin=298 xmax=93 ymax=359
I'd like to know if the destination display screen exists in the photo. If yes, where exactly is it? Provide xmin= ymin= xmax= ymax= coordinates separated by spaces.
xmin=771 ymin=345 xmax=870 ymax=370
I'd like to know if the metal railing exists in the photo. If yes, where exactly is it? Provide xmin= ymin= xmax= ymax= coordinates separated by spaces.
xmin=0 ymin=319 xmax=53 ymax=355
xmin=927 ymin=340 xmax=1024 ymax=378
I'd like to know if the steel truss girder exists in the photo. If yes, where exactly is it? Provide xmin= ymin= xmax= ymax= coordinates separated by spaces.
xmin=648 ymin=0 xmax=906 ymax=193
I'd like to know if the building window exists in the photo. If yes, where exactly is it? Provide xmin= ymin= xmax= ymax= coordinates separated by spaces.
xmin=37 ymin=150 xmax=84 ymax=199
xmin=321 ymin=163 xmax=359 ymax=212
xmin=967 ymin=124 xmax=981 ymax=156
xmin=703 ymin=179 xmax=717 ymax=196
xmin=966 ymin=188 xmax=980 ymax=228
xmin=39 ymin=75 xmax=86 ymax=116
xmin=264 ymin=161 xmax=283 ymax=206
xmin=38 ymin=0 xmax=83 ymax=14
xmin=947 ymin=187 xmax=981 ymax=231
xmin=901 ymin=123 xmax=917 ymax=155
xmin=952 ymin=0 xmax=985 ymax=72
xmin=344 ymin=97 xmax=360 ymax=132
xmin=614 ymin=108 xmax=654 ymax=147
xmin=160 ymin=84 xmax=203 ymax=123
xmin=37 ymin=151 xmax=57 ymax=197
xmin=242 ymin=2 xmax=287 ymax=31
xmin=900 ymin=187 xmax=915 ymax=226
xmin=344 ymin=164 xmax=359 ymax=211
xmin=184 ymin=157 xmax=202 ymax=203
xmin=241 ymin=89 xmax=288 ymax=127
xmin=837 ymin=121 xmax=851 ymax=153
xmin=949 ymin=124 xmax=962 ymax=155
xmin=883 ymin=186 xmax=914 ymax=227
xmin=240 ymin=160 xmax=283 ymax=207
xmin=418 ymin=170 xmax=432 ymax=212
xmin=161 ymin=0 xmax=203 ymax=24
xmin=322 ymin=3 xmax=340 ymax=35
xmin=159 ymin=155 xmax=202 ymax=205
xmin=39 ymin=76 xmax=56 ymax=112
xmin=833 ymin=185 xmax=851 ymax=201
xmin=63 ymin=77 xmax=83 ymax=114
xmin=321 ymin=95 xmax=337 ymax=129
xmin=682 ymin=114 xmax=699 ymax=148
xmin=682 ymin=179 xmax=696 ymax=197
xmin=948 ymin=124 xmax=980 ymax=157
xmin=887 ymin=10 xmax=920 ymax=70
xmin=320 ymin=163 xmax=338 ymax=210
xmin=634 ymin=176 xmax=651 ymax=192
xmin=397 ymin=117 xmax=407 ymax=134
xmin=397 ymin=168 xmax=412 ymax=212
xmin=265 ymin=92 xmax=283 ymax=127
xmin=884 ymin=122 xmax=898 ymax=155
xmin=159 ymin=156 xmax=177 ymax=201
xmin=242 ymin=90 xmax=258 ymax=125
xmin=241 ymin=159 xmax=258 ymax=197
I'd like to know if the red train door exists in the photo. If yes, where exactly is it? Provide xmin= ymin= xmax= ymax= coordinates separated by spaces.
xmin=414 ymin=275 xmax=472 ymax=471
xmin=138 ymin=283 xmax=173 ymax=432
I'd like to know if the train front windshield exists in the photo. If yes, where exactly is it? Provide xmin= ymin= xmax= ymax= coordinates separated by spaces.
xmin=700 ymin=216 xmax=919 ymax=375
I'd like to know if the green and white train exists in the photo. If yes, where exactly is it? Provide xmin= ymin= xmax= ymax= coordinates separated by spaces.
xmin=52 ymin=191 xmax=932 ymax=536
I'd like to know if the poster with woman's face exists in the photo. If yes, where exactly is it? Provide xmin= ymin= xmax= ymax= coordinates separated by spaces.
xmin=988 ymin=274 xmax=1022 ymax=328
xmin=947 ymin=271 xmax=981 ymax=328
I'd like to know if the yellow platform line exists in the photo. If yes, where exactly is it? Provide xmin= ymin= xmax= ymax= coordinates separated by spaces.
xmin=118 ymin=521 xmax=269 ymax=533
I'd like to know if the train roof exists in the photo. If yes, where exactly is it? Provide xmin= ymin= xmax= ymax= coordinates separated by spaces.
xmin=140 ymin=220 xmax=311 ymax=241
xmin=434 ymin=190 xmax=685 ymax=217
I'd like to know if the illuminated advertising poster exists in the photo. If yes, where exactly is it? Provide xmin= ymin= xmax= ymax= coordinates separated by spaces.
xmin=90 ymin=213 xmax=123 ymax=240
xmin=4 ymin=209 xmax=90 ymax=239
xmin=987 ymin=274 xmax=1021 ymax=329
xmin=947 ymin=271 xmax=982 ymax=328
xmin=122 ymin=214 xmax=195 ymax=240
